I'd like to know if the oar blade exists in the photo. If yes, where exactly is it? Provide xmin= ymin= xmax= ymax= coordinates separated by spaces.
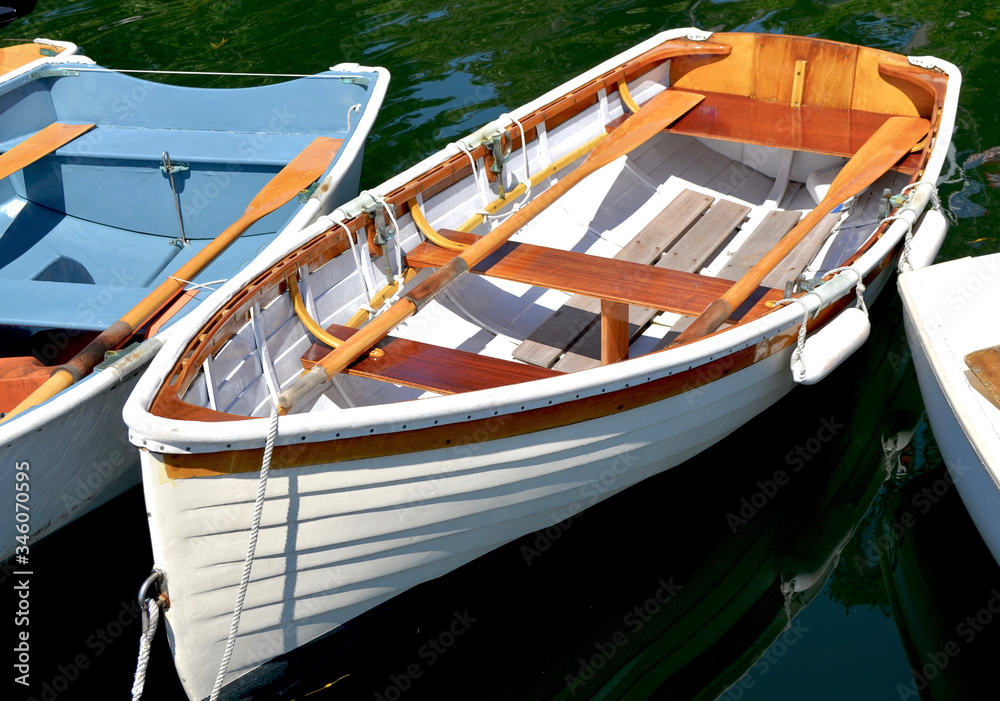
xmin=586 ymin=90 xmax=704 ymax=172
xmin=826 ymin=116 xmax=929 ymax=201
xmin=1 ymin=135 xmax=347 ymax=424
xmin=243 ymin=136 xmax=344 ymax=220
xmin=0 ymin=122 xmax=95 ymax=181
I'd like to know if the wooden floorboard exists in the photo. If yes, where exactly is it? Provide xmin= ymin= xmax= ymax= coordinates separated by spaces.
xmin=554 ymin=198 xmax=751 ymax=371
xmin=761 ymin=211 xmax=841 ymax=290
xmin=652 ymin=209 xmax=840 ymax=351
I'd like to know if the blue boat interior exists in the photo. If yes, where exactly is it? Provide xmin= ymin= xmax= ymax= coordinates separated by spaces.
xmin=0 ymin=62 xmax=377 ymax=335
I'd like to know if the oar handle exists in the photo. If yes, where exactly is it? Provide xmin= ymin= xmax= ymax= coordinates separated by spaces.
xmin=670 ymin=207 xmax=828 ymax=342
xmin=1 ymin=320 xmax=134 ymax=422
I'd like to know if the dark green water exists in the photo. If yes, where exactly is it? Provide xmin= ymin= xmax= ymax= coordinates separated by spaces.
xmin=6 ymin=1 xmax=1000 ymax=699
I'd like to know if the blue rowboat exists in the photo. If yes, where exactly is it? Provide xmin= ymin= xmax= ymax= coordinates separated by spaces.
xmin=0 ymin=40 xmax=388 ymax=560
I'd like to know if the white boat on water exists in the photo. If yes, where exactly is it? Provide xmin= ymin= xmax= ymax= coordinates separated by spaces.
xmin=899 ymin=253 xmax=1000 ymax=565
xmin=0 ymin=40 xmax=388 ymax=561
xmin=123 ymin=28 xmax=960 ymax=699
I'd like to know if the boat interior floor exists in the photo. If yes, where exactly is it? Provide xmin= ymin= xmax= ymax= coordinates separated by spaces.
xmin=209 ymin=132 xmax=908 ymax=417
xmin=0 ymin=194 xmax=278 ymax=331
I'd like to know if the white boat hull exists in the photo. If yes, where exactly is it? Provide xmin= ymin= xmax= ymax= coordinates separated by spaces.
xmin=141 ymin=346 xmax=798 ymax=698
xmin=899 ymin=253 xmax=1000 ymax=564
xmin=3 ymin=356 xmax=147 ymax=561
xmin=123 ymin=27 xmax=961 ymax=700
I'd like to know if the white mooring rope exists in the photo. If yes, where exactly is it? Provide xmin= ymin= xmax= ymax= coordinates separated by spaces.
xmin=897 ymin=181 xmax=942 ymax=274
xmin=130 ymin=599 xmax=161 ymax=700
xmin=209 ymin=404 xmax=280 ymax=701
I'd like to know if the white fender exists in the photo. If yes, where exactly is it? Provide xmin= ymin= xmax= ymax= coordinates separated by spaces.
xmin=791 ymin=307 xmax=871 ymax=385
xmin=904 ymin=207 xmax=950 ymax=270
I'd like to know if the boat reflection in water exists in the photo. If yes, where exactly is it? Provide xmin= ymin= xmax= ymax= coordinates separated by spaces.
xmin=225 ymin=291 xmax=926 ymax=700
xmin=879 ymin=453 xmax=1000 ymax=701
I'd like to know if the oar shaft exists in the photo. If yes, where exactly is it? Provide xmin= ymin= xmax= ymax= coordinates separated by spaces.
xmin=279 ymin=302 xmax=413 ymax=408
xmin=278 ymin=91 xmax=707 ymax=409
xmin=2 ymin=137 xmax=342 ymax=424
xmin=720 ymin=207 xmax=827 ymax=307
xmin=672 ymin=115 xmax=929 ymax=347
xmin=121 ymin=218 xmax=245 ymax=328
xmin=2 ymin=320 xmax=134 ymax=421
xmin=289 ymin=120 xmax=602 ymax=397
xmin=277 ymin=150 xmax=597 ymax=408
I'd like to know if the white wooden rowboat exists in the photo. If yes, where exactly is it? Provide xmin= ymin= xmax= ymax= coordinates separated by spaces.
xmin=123 ymin=28 xmax=960 ymax=699
xmin=898 ymin=252 xmax=1000 ymax=565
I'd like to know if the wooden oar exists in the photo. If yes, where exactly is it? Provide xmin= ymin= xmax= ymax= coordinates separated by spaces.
xmin=669 ymin=115 xmax=930 ymax=347
xmin=278 ymin=89 xmax=706 ymax=410
xmin=1 ymin=136 xmax=343 ymax=424
xmin=0 ymin=122 xmax=96 ymax=180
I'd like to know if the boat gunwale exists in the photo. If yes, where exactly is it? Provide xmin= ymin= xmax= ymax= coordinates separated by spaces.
xmin=156 ymin=249 xmax=900 ymax=478
xmin=125 ymin=29 xmax=960 ymax=467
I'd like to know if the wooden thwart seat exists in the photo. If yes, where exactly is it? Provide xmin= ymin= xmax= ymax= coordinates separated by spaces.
xmin=301 ymin=323 xmax=560 ymax=394
xmin=966 ymin=345 xmax=1000 ymax=406
xmin=553 ymin=196 xmax=752 ymax=371
xmin=602 ymin=90 xmax=924 ymax=175
xmin=513 ymin=188 xmax=715 ymax=368
xmin=665 ymin=90 xmax=924 ymax=175
xmin=405 ymin=229 xmax=783 ymax=326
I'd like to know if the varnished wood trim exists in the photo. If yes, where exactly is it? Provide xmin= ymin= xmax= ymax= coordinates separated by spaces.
xmin=382 ymin=39 xmax=731 ymax=207
xmin=163 ymin=343 xmax=760 ymax=477
xmin=149 ymin=226 xmax=352 ymax=416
